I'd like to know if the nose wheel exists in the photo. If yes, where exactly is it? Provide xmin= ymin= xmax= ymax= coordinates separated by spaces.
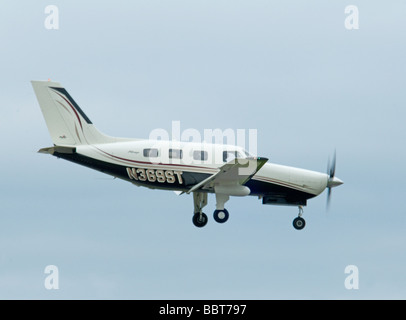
xmin=292 ymin=206 xmax=306 ymax=230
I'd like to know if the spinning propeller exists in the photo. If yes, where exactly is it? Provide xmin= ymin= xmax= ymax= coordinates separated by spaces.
xmin=326 ymin=151 xmax=343 ymax=208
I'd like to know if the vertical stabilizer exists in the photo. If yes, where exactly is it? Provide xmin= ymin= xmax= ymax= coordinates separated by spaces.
xmin=31 ymin=80 xmax=119 ymax=146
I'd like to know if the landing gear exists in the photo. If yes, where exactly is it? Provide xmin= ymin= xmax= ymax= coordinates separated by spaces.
xmin=192 ymin=212 xmax=208 ymax=228
xmin=292 ymin=206 xmax=306 ymax=230
xmin=213 ymin=193 xmax=230 ymax=224
xmin=191 ymin=192 xmax=231 ymax=227
xmin=213 ymin=209 xmax=229 ymax=223
xmin=192 ymin=192 xmax=208 ymax=228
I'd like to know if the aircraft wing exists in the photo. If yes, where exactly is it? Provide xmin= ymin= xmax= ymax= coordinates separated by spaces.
xmin=186 ymin=157 xmax=268 ymax=194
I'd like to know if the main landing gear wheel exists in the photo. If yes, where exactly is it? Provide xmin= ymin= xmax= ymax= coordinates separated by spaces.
xmin=292 ymin=205 xmax=306 ymax=230
xmin=192 ymin=212 xmax=208 ymax=228
xmin=292 ymin=217 xmax=306 ymax=230
xmin=213 ymin=209 xmax=229 ymax=223
xmin=192 ymin=192 xmax=208 ymax=228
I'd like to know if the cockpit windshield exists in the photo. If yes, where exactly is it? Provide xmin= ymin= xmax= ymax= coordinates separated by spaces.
xmin=243 ymin=150 xmax=254 ymax=158
xmin=223 ymin=150 xmax=251 ymax=162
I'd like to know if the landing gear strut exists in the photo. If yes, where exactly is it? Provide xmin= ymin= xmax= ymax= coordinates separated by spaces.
xmin=192 ymin=192 xmax=208 ymax=228
xmin=213 ymin=193 xmax=230 ymax=224
xmin=292 ymin=206 xmax=306 ymax=230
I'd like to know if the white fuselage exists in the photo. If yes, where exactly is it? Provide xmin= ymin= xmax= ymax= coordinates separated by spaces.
xmin=74 ymin=139 xmax=329 ymax=198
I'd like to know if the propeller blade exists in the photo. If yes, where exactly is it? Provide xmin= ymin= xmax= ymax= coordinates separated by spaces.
xmin=327 ymin=157 xmax=330 ymax=176
xmin=326 ymin=150 xmax=339 ymax=210
xmin=326 ymin=187 xmax=332 ymax=210
xmin=329 ymin=150 xmax=336 ymax=178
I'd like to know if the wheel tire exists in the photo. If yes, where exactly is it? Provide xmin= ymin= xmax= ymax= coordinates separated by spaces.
xmin=213 ymin=209 xmax=229 ymax=223
xmin=192 ymin=212 xmax=208 ymax=228
xmin=293 ymin=217 xmax=306 ymax=230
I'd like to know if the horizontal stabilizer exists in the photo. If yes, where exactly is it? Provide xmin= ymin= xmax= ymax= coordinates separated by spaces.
xmin=38 ymin=146 xmax=76 ymax=155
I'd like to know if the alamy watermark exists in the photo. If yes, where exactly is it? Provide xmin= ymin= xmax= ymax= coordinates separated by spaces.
xmin=344 ymin=5 xmax=359 ymax=30
xmin=44 ymin=5 xmax=59 ymax=30
xmin=344 ymin=265 xmax=359 ymax=290
xmin=138 ymin=121 xmax=260 ymax=176
xmin=44 ymin=265 xmax=59 ymax=290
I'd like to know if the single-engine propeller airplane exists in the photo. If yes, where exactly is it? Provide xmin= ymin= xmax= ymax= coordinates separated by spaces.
xmin=32 ymin=80 xmax=343 ymax=230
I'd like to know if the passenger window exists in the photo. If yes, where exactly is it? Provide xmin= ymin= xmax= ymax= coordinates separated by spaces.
xmin=143 ymin=148 xmax=159 ymax=158
xmin=223 ymin=151 xmax=238 ymax=162
xmin=193 ymin=150 xmax=208 ymax=161
xmin=169 ymin=149 xmax=183 ymax=159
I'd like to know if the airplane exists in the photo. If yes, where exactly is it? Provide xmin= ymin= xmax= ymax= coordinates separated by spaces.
xmin=31 ymin=80 xmax=343 ymax=230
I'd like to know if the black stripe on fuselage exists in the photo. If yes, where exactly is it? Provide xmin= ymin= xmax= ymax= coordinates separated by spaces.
xmin=52 ymin=152 xmax=315 ymax=203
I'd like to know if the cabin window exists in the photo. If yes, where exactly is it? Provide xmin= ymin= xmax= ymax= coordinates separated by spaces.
xmin=193 ymin=150 xmax=208 ymax=161
xmin=169 ymin=149 xmax=183 ymax=159
xmin=143 ymin=148 xmax=159 ymax=158
xmin=223 ymin=151 xmax=238 ymax=162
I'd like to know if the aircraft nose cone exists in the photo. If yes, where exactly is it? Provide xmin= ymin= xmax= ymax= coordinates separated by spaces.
xmin=328 ymin=176 xmax=344 ymax=188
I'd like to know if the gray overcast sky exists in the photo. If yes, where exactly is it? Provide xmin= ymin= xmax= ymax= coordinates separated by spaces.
xmin=1 ymin=0 xmax=406 ymax=299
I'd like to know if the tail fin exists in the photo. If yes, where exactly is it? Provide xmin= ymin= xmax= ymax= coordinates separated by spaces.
xmin=32 ymin=80 xmax=119 ymax=146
